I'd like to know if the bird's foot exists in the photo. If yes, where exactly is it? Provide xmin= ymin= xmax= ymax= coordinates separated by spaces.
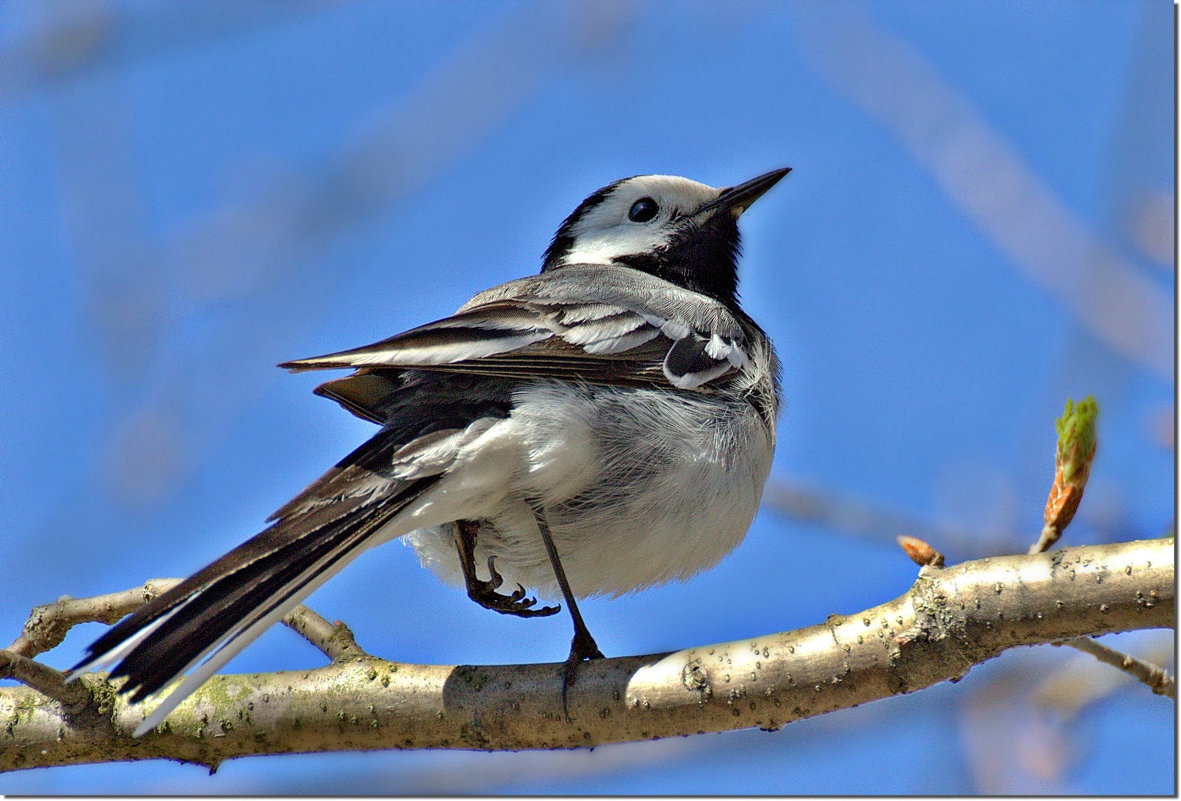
xmin=559 ymin=625 xmax=606 ymax=718
xmin=466 ymin=556 xmax=559 ymax=618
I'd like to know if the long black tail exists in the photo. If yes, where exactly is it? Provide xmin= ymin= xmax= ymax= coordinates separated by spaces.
xmin=71 ymin=472 xmax=438 ymax=735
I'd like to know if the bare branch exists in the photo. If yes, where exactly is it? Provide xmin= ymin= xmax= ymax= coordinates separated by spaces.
xmin=1034 ymin=636 xmax=1174 ymax=717
xmin=793 ymin=7 xmax=1173 ymax=381
xmin=763 ymin=479 xmax=1011 ymax=555
xmin=1 ymin=537 xmax=1170 ymax=773
xmin=7 ymin=578 xmax=182 ymax=657
xmin=0 ymin=651 xmax=89 ymax=707
xmin=1054 ymin=636 xmax=1175 ymax=699
xmin=6 ymin=578 xmax=363 ymax=664
xmin=280 ymin=606 xmax=369 ymax=662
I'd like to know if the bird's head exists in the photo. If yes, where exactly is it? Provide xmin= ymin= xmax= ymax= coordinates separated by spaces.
xmin=542 ymin=168 xmax=789 ymax=307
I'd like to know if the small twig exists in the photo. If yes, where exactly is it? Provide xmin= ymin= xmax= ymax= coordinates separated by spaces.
xmin=0 ymin=650 xmax=90 ymax=706
xmin=763 ymin=479 xmax=1014 ymax=555
xmin=7 ymin=578 xmax=183 ymax=657
xmin=4 ymin=580 xmax=367 ymax=710
xmin=9 ymin=577 xmax=364 ymax=672
xmin=1054 ymin=637 xmax=1176 ymax=699
xmin=1028 ymin=523 xmax=1061 ymax=556
xmin=281 ymin=606 xmax=369 ymax=662
xmin=1034 ymin=638 xmax=1175 ymax=716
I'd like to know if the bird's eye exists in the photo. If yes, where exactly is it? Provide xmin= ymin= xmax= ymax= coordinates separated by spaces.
xmin=628 ymin=197 xmax=659 ymax=223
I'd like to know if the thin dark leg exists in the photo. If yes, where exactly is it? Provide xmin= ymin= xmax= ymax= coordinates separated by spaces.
xmin=455 ymin=520 xmax=558 ymax=618
xmin=531 ymin=508 xmax=604 ymax=715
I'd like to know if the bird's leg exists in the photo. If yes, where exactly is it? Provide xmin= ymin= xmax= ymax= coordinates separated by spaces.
xmin=455 ymin=520 xmax=558 ymax=618
xmin=529 ymin=507 xmax=605 ymax=715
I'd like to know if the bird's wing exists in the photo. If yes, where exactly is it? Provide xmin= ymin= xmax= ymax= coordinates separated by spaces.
xmin=281 ymin=265 xmax=750 ymax=392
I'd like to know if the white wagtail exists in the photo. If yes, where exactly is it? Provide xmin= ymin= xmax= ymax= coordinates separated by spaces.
xmin=72 ymin=167 xmax=789 ymax=735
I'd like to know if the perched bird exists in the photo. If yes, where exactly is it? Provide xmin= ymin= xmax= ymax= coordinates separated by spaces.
xmin=72 ymin=167 xmax=789 ymax=736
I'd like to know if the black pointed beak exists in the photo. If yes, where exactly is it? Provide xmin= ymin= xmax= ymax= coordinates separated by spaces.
xmin=702 ymin=167 xmax=791 ymax=217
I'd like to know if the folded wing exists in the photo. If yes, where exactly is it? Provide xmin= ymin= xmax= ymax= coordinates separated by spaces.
xmin=281 ymin=265 xmax=750 ymax=394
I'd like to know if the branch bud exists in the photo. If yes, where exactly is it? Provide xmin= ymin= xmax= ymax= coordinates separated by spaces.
xmin=1032 ymin=397 xmax=1098 ymax=553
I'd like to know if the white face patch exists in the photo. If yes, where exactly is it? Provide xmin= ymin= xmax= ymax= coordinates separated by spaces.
xmin=557 ymin=175 xmax=720 ymax=268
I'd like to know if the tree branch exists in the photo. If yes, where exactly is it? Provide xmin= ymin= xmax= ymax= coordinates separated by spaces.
xmin=1 ymin=537 xmax=1171 ymax=773
xmin=7 ymin=578 xmax=183 ymax=658
xmin=1054 ymin=635 xmax=1175 ymax=698
xmin=0 ymin=651 xmax=89 ymax=707
xmin=6 ymin=577 xmax=367 ymax=664
xmin=280 ymin=605 xmax=369 ymax=663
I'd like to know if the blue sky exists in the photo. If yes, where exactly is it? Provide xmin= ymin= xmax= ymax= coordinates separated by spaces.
xmin=1 ymin=1 xmax=1173 ymax=794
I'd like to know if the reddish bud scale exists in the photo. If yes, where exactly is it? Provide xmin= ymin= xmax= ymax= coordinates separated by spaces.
xmin=896 ymin=535 xmax=945 ymax=567
xmin=1045 ymin=438 xmax=1096 ymax=533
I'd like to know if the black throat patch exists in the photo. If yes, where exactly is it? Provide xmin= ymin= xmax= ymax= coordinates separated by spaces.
xmin=614 ymin=211 xmax=743 ymax=309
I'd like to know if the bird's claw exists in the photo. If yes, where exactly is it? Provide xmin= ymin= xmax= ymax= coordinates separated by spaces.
xmin=466 ymin=556 xmax=560 ymax=618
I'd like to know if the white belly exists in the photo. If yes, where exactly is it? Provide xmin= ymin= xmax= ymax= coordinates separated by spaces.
xmin=403 ymin=381 xmax=775 ymax=599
